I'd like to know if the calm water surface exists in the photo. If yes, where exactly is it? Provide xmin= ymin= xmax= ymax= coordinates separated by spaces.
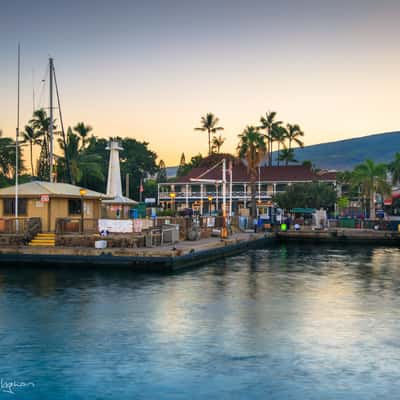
xmin=1 ymin=244 xmax=400 ymax=399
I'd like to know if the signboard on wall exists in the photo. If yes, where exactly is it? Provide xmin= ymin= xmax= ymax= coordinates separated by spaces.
xmin=40 ymin=194 xmax=49 ymax=203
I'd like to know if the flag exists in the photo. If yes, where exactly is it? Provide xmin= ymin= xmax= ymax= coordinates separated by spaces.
xmin=139 ymin=181 xmax=144 ymax=193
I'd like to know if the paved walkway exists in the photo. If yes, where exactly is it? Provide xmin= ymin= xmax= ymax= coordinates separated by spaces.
xmin=0 ymin=232 xmax=269 ymax=258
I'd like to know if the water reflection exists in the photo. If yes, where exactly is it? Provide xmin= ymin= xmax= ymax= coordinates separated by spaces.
xmin=0 ymin=244 xmax=400 ymax=399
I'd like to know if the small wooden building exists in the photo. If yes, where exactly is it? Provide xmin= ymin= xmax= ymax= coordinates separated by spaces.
xmin=0 ymin=181 xmax=107 ymax=232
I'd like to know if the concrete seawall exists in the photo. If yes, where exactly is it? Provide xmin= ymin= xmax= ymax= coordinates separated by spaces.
xmin=277 ymin=228 xmax=400 ymax=245
xmin=0 ymin=233 xmax=272 ymax=272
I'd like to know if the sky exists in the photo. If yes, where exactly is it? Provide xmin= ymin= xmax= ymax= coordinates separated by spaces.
xmin=1 ymin=0 xmax=400 ymax=165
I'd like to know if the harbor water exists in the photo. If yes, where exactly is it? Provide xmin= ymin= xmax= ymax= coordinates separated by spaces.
xmin=1 ymin=244 xmax=400 ymax=399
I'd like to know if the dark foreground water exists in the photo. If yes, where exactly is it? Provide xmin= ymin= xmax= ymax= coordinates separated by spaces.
xmin=1 ymin=244 xmax=400 ymax=399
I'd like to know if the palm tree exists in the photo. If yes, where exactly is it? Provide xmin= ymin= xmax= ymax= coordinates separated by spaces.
xmin=285 ymin=123 xmax=304 ymax=152
xmin=272 ymin=126 xmax=287 ymax=166
xmin=237 ymin=126 xmax=266 ymax=218
xmin=278 ymin=148 xmax=298 ymax=166
xmin=0 ymin=136 xmax=24 ymax=179
xmin=73 ymin=122 xmax=93 ymax=149
xmin=352 ymin=159 xmax=390 ymax=218
xmin=389 ymin=152 xmax=400 ymax=186
xmin=29 ymin=109 xmax=55 ymax=181
xmin=212 ymin=135 xmax=225 ymax=154
xmin=259 ymin=111 xmax=282 ymax=166
xmin=195 ymin=113 xmax=224 ymax=156
xmin=22 ymin=125 xmax=40 ymax=176
xmin=57 ymin=128 xmax=104 ymax=185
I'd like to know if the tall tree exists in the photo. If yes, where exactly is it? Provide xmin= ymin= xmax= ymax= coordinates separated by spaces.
xmin=157 ymin=160 xmax=167 ymax=183
xmin=285 ymin=123 xmax=304 ymax=152
xmin=176 ymin=153 xmax=203 ymax=177
xmin=259 ymin=111 xmax=282 ymax=166
xmin=389 ymin=152 xmax=400 ymax=185
xmin=0 ymin=136 xmax=23 ymax=179
xmin=273 ymin=126 xmax=287 ymax=166
xmin=352 ymin=159 xmax=390 ymax=218
xmin=177 ymin=153 xmax=186 ymax=176
xmin=212 ymin=135 xmax=225 ymax=154
xmin=29 ymin=109 xmax=55 ymax=181
xmin=237 ymin=126 xmax=266 ymax=218
xmin=73 ymin=122 xmax=93 ymax=149
xmin=274 ymin=182 xmax=337 ymax=211
xmin=22 ymin=125 xmax=40 ymax=176
xmin=278 ymin=148 xmax=298 ymax=166
xmin=57 ymin=128 xmax=104 ymax=185
xmin=195 ymin=113 xmax=224 ymax=155
xmin=119 ymin=137 xmax=159 ymax=200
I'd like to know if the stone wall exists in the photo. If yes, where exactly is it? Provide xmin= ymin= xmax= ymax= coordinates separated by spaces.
xmin=0 ymin=235 xmax=25 ymax=246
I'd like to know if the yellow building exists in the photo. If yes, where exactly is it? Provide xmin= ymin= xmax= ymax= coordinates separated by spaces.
xmin=0 ymin=181 xmax=107 ymax=232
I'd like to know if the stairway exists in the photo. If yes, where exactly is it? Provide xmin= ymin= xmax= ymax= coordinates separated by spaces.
xmin=29 ymin=233 xmax=56 ymax=247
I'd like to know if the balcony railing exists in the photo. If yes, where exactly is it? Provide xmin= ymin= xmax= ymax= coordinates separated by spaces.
xmin=158 ymin=191 xmax=283 ymax=200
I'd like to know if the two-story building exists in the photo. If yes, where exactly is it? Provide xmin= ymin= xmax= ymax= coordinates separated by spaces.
xmin=158 ymin=164 xmax=337 ymax=215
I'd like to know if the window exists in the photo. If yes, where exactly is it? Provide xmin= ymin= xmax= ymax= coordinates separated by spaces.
xmin=68 ymin=199 xmax=82 ymax=215
xmin=3 ymin=199 xmax=27 ymax=216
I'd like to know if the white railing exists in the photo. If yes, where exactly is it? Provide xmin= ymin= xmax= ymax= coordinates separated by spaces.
xmin=158 ymin=190 xmax=283 ymax=200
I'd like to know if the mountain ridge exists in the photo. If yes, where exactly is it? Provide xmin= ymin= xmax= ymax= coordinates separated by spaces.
xmin=290 ymin=131 xmax=400 ymax=170
xmin=166 ymin=131 xmax=400 ymax=175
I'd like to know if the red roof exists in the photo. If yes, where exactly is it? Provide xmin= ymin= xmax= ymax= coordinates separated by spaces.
xmin=174 ymin=165 xmax=336 ymax=184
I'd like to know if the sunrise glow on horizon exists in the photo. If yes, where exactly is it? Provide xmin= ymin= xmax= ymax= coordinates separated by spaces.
xmin=1 ymin=0 xmax=400 ymax=165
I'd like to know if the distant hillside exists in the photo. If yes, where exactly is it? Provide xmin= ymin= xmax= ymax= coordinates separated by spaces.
xmin=286 ymin=131 xmax=400 ymax=170
xmin=166 ymin=166 xmax=178 ymax=178
xmin=166 ymin=131 xmax=400 ymax=175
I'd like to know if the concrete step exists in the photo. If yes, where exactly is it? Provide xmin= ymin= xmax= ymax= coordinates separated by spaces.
xmin=29 ymin=232 xmax=56 ymax=247
xmin=36 ymin=234 xmax=56 ymax=238
xmin=28 ymin=243 xmax=55 ymax=247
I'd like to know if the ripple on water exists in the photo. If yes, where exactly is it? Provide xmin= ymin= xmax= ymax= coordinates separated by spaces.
xmin=0 ymin=244 xmax=400 ymax=399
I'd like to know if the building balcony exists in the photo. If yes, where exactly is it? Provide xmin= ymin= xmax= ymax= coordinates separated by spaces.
xmin=158 ymin=191 xmax=282 ymax=200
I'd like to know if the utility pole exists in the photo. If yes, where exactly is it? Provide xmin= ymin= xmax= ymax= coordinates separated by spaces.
xmin=49 ymin=57 xmax=54 ymax=182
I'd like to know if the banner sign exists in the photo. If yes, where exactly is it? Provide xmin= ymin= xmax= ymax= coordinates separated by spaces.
xmin=98 ymin=219 xmax=133 ymax=233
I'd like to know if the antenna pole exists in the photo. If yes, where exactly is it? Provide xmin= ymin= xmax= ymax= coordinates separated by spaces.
xmin=15 ymin=43 xmax=20 ymax=230
xmin=49 ymin=57 xmax=54 ymax=182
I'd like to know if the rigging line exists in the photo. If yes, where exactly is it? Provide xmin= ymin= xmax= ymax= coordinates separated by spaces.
xmin=32 ymin=68 xmax=35 ymax=112
xmin=37 ymin=63 xmax=49 ymax=110
xmin=53 ymin=61 xmax=72 ymax=184
xmin=195 ymin=159 xmax=223 ymax=180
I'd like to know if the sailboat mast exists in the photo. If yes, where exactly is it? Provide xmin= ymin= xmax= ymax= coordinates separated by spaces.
xmin=49 ymin=57 xmax=54 ymax=182
xmin=15 ymin=43 xmax=20 ymax=225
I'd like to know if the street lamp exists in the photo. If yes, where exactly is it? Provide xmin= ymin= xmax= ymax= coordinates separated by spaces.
xmin=208 ymin=196 xmax=213 ymax=215
xmin=169 ymin=192 xmax=176 ymax=212
xmin=79 ymin=188 xmax=86 ymax=233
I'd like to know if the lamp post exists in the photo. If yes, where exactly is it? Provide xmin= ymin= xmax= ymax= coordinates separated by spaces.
xmin=169 ymin=192 xmax=176 ymax=213
xmin=208 ymin=196 xmax=213 ymax=215
xmin=79 ymin=188 xmax=86 ymax=234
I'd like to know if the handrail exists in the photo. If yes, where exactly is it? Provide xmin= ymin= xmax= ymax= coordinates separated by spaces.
xmin=55 ymin=218 xmax=99 ymax=234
